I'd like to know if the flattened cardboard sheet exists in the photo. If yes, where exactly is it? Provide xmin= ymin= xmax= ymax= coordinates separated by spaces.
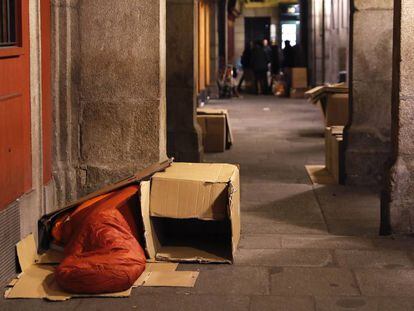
xmin=305 ymin=165 xmax=336 ymax=185
xmin=156 ymin=246 xmax=232 ymax=264
xmin=6 ymin=235 xmax=133 ymax=301
xmin=134 ymin=262 xmax=179 ymax=287
xmin=142 ymin=271 xmax=199 ymax=288
xmin=7 ymin=235 xmax=192 ymax=300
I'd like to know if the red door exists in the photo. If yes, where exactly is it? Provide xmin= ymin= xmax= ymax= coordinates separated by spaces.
xmin=0 ymin=0 xmax=32 ymax=209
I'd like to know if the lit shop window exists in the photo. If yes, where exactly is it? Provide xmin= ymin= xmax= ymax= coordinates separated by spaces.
xmin=281 ymin=23 xmax=297 ymax=48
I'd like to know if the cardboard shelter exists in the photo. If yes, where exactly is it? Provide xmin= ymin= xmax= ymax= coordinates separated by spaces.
xmin=7 ymin=159 xmax=240 ymax=300
xmin=305 ymin=126 xmax=344 ymax=185
xmin=38 ymin=159 xmax=174 ymax=253
xmin=141 ymin=162 xmax=240 ymax=263
xmin=197 ymin=108 xmax=233 ymax=153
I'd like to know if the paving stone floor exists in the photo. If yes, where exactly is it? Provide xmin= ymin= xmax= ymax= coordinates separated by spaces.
xmin=3 ymin=95 xmax=414 ymax=310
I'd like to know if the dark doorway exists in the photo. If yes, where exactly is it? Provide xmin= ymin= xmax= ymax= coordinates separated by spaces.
xmin=244 ymin=17 xmax=271 ymax=44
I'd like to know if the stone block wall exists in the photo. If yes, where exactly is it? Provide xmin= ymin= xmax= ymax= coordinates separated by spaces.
xmin=53 ymin=0 xmax=167 ymax=203
xmin=345 ymin=0 xmax=393 ymax=187
xmin=382 ymin=0 xmax=414 ymax=234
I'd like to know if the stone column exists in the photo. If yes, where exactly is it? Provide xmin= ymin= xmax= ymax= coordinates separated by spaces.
xmin=52 ymin=0 xmax=81 ymax=205
xmin=218 ymin=0 xmax=228 ymax=69
xmin=381 ymin=0 xmax=414 ymax=234
xmin=78 ymin=0 xmax=167 ymax=194
xmin=345 ymin=0 xmax=393 ymax=187
xmin=166 ymin=0 xmax=203 ymax=162
xmin=208 ymin=0 xmax=220 ymax=98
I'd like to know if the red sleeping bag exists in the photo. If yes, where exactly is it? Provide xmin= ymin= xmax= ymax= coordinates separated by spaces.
xmin=52 ymin=185 xmax=146 ymax=294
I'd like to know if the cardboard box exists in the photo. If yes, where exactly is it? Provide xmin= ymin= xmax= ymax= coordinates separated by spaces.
xmin=290 ymin=88 xmax=307 ymax=99
xmin=306 ymin=126 xmax=344 ymax=185
xmin=325 ymin=94 xmax=349 ymax=126
xmin=292 ymin=67 xmax=308 ymax=89
xmin=197 ymin=108 xmax=234 ymax=151
xmin=197 ymin=114 xmax=227 ymax=152
xmin=325 ymin=127 xmax=332 ymax=173
xmin=140 ymin=162 xmax=240 ymax=263
xmin=305 ymin=83 xmax=348 ymax=104
xmin=325 ymin=126 xmax=345 ymax=184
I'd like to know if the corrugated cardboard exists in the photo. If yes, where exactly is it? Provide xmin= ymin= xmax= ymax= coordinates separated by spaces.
xmin=197 ymin=114 xmax=226 ymax=152
xmin=305 ymin=165 xmax=336 ymax=185
xmin=6 ymin=235 xmax=199 ymax=300
xmin=134 ymin=262 xmax=179 ymax=286
xmin=325 ymin=127 xmax=332 ymax=173
xmin=307 ymin=126 xmax=344 ymax=186
xmin=325 ymin=126 xmax=344 ymax=184
xmin=141 ymin=271 xmax=199 ymax=287
xmin=150 ymin=163 xmax=236 ymax=220
xmin=197 ymin=108 xmax=234 ymax=150
xmin=38 ymin=159 xmax=173 ymax=253
xmin=5 ymin=235 xmax=132 ymax=301
xmin=305 ymin=83 xmax=349 ymax=104
xmin=292 ymin=67 xmax=308 ymax=89
xmin=134 ymin=262 xmax=199 ymax=288
xmin=141 ymin=162 xmax=240 ymax=263
xmin=326 ymin=94 xmax=349 ymax=127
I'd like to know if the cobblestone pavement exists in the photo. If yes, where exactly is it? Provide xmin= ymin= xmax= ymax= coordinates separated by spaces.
xmin=2 ymin=96 xmax=414 ymax=310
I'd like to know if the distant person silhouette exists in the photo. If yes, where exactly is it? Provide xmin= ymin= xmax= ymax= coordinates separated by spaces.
xmin=282 ymin=40 xmax=295 ymax=95
xmin=251 ymin=40 xmax=269 ymax=95
xmin=282 ymin=40 xmax=295 ymax=68
xmin=238 ymin=41 xmax=253 ymax=92
xmin=263 ymin=39 xmax=273 ymax=65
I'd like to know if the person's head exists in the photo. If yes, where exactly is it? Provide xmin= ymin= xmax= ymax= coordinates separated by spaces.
xmin=263 ymin=39 xmax=269 ymax=47
xmin=285 ymin=40 xmax=291 ymax=47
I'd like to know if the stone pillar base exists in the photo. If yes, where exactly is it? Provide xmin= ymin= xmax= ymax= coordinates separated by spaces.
xmin=167 ymin=130 xmax=203 ymax=163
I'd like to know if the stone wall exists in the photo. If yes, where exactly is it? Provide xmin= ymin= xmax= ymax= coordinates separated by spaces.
xmin=53 ymin=0 xmax=167 ymax=203
xmin=166 ymin=0 xmax=203 ymax=162
xmin=382 ymin=0 xmax=414 ymax=234
xmin=345 ymin=0 xmax=393 ymax=187
xmin=52 ymin=0 xmax=81 ymax=205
